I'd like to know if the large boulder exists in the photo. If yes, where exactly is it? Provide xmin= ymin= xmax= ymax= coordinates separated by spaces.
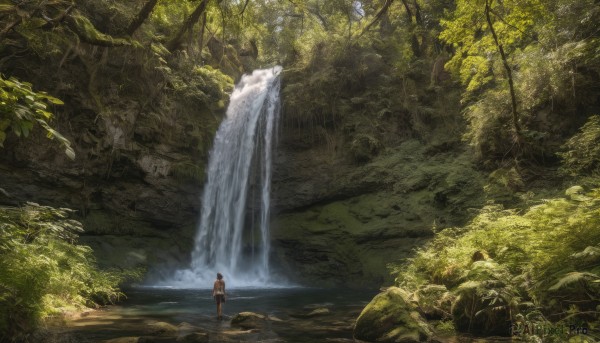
xmin=354 ymin=287 xmax=432 ymax=342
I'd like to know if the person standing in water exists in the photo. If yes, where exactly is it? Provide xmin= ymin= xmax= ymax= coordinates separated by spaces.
xmin=212 ymin=272 xmax=226 ymax=319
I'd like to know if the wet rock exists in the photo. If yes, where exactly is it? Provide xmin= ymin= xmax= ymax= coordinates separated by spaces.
xmin=268 ymin=315 xmax=284 ymax=322
xmin=231 ymin=312 xmax=268 ymax=329
xmin=307 ymin=308 xmax=330 ymax=317
xmin=105 ymin=338 xmax=139 ymax=343
xmin=354 ymin=287 xmax=432 ymax=342
xmin=176 ymin=322 xmax=209 ymax=342
xmin=138 ymin=337 xmax=177 ymax=343
xmin=213 ymin=328 xmax=282 ymax=343
xmin=290 ymin=307 xmax=330 ymax=318
xmin=177 ymin=322 xmax=201 ymax=334
xmin=145 ymin=321 xmax=178 ymax=336
xmin=176 ymin=332 xmax=209 ymax=343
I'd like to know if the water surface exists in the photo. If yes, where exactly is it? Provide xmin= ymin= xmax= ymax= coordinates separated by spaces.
xmin=64 ymin=287 xmax=377 ymax=342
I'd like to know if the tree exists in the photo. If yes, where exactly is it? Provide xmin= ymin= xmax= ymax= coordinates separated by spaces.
xmin=483 ymin=0 xmax=520 ymax=136
xmin=358 ymin=0 xmax=394 ymax=38
xmin=167 ymin=0 xmax=211 ymax=52
xmin=440 ymin=0 xmax=545 ymax=146
xmin=127 ymin=0 xmax=160 ymax=35
xmin=0 ymin=1 xmax=131 ymax=47
xmin=400 ymin=0 xmax=422 ymax=56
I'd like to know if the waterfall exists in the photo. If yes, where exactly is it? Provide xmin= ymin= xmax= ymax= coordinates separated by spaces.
xmin=167 ymin=66 xmax=282 ymax=288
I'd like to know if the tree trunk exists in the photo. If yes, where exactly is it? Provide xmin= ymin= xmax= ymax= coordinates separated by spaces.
xmin=412 ymin=0 xmax=423 ymax=25
xmin=167 ymin=0 xmax=210 ymax=52
xmin=127 ymin=0 xmax=159 ymax=35
xmin=197 ymin=11 xmax=207 ymax=57
xmin=0 ymin=19 xmax=21 ymax=41
xmin=401 ymin=0 xmax=421 ymax=57
xmin=66 ymin=14 xmax=131 ymax=47
xmin=400 ymin=0 xmax=413 ymax=20
xmin=357 ymin=0 xmax=394 ymax=38
xmin=485 ymin=0 xmax=521 ymax=136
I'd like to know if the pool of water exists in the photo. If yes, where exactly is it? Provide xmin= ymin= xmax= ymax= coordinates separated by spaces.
xmin=62 ymin=287 xmax=378 ymax=342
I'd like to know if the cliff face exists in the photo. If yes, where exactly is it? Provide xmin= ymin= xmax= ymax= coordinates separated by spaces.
xmin=0 ymin=14 xmax=484 ymax=287
xmin=270 ymin=134 xmax=484 ymax=287
xmin=0 ymin=41 xmax=231 ymax=274
xmin=267 ymin=62 xmax=486 ymax=287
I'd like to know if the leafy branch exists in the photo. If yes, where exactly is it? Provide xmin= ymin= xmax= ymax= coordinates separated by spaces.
xmin=0 ymin=74 xmax=75 ymax=159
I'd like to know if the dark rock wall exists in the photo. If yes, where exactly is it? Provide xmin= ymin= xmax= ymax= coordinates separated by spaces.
xmin=268 ymin=65 xmax=486 ymax=287
xmin=270 ymin=136 xmax=485 ymax=287
xmin=0 ymin=41 xmax=227 ymax=275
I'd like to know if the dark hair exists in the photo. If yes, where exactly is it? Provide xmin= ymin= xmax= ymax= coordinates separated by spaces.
xmin=217 ymin=273 xmax=223 ymax=280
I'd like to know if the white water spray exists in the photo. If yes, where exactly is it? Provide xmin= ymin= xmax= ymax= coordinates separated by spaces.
xmin=165 ymin=67 xmax=282 ymax=288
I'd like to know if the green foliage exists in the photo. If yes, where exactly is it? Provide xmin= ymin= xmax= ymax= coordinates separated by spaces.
xmin=440 ymin=0 xmax=545 ymax=95
xmin=160 ymin=58 xmax=233 ymax=111
xmin=392 ymin=185 xmax=600 ymax=334
xmin=548 ymin=272 xmax=600 ymax=292
xmin=0 ymin=203 xmax=126 ymax=341
xmin=441 ymin=0 xmax=600 ymax=164
xmin=350 ymin=133 xmax=381 ymax=163
xmin=0 ymin=75 xmax=74 ymax=159
xmin=462 ymin=88 xmax=513 ymax=160
xmin=149 ymin=0 xmax=197 ymax=36
xmin=67 ymin=14 xmax=132 ymax=46
xmin=559 ymin=115 xmax=600 ymax=176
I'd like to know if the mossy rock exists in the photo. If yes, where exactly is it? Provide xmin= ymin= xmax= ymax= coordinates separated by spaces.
xmin=354 ymin=287 xmax=432 ymax=342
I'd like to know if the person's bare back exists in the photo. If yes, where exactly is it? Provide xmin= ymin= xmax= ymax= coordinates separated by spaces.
xmin=212 ymin=273 xmax=226 ymax=319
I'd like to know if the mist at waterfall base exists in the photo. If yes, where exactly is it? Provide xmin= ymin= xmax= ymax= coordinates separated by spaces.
xmin=159 ymin=67 xmax=286 ymax=289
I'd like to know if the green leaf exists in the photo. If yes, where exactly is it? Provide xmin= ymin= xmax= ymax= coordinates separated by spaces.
xmin=549 ymin=272 xmax=600 ymax=291
xmin=64 ymin=147 xmax=76 ymax=160
xmin=42 ymin=95 xmax=64 ymax=105
xmin=20 ymin=121 xmax=33 ymax=138
xmin=0 ymin=118 xmax=9 ymax=131
xmin=12 ymin=124 xmax=21 ymax=137
xmin=0 ymin=4 xmax=15 ymax=13
xmin=35 ymin=109 xmax=52 ymax=119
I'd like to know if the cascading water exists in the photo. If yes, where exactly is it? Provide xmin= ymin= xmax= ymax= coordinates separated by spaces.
xmin=167 ymin=66 xmax=282 ymax=288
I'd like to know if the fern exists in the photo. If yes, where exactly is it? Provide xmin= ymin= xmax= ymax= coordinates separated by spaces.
xmin=548 ymin=272 xmax=600 ymax=291
xmin=572 ymin=246 xmax=600 ymax=262
xmin=559 ymin=115 xmax=600 ymax=176
xmin=0 ymin=203 xmax=129 ymax=340
xmin=390 ymin=185 xmax=600 ymax=333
